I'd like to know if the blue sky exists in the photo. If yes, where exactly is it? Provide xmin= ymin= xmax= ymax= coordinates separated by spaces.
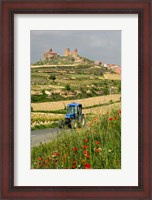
xmin=31 ymin=30 xmax=121 ymax=65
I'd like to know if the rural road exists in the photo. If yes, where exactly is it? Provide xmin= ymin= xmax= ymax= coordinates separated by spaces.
xmin=31 ymin=127 xmax=62 ymax=147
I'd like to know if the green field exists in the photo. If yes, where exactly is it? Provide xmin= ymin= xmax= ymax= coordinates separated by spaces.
xmin=31 ymin=62 xmax=121 ymax=103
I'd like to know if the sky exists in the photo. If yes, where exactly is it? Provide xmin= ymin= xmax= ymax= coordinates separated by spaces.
xmin=30 ymin=30 xmax=121 ymax=66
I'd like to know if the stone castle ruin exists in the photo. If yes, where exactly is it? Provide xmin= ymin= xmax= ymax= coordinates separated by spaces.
xmin=64 ymin=48 xmax=78 ymax=59
xmin=43 ymin=48 xmax=80 ymax=61
xmin=44 ymin=48 xmax=58 ymax=60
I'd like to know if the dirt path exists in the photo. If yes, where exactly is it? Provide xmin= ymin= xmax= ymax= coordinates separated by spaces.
xmin=31 ymin=94 xmax=121 ymax=111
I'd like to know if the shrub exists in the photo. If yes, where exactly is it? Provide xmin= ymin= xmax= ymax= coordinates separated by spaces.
xmin=49 ymin=75 xmax=56 ymax=83
xmin=65 ymin=84 xmax=71 ymax=91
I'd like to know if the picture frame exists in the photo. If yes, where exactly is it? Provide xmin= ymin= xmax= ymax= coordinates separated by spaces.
xmin=1 ymin=0 xmax=151 ymax=199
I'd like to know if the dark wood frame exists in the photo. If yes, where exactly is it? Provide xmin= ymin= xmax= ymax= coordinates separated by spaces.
xmin=1 ymin=0 xmax=151 ymax=199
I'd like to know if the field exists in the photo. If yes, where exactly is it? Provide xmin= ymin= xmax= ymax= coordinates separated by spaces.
xmin=31 ymin=57 xmax=121 ymax=169
xmin=31 ymin=63 xmax=121 ymax=103
xmin=31 ymin=61 xmax=121 ymax=128
xmin=31 ymin=94 xmax=120 ymax=111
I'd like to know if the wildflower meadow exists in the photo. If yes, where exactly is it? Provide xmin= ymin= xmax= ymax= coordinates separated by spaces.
xmin=31 ymin=108 xmax=121 ymax=169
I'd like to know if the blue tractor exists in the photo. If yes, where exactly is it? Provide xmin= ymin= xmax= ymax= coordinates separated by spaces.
xmin=58 ymin=102 xmax=85 ymax=129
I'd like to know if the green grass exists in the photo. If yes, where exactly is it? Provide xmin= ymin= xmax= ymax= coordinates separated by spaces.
xmin=32 ymin=109 xmax=67 ymax=114
xmin=31 ymin=108 xmax=121 ymax=169
xmin=32 ymin=56 xmax=94 ymax=66
xmin=31 ymin=122 xmax=58 ymax=130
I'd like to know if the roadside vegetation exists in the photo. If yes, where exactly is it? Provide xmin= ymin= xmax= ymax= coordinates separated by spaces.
xmin=31 ymin=108 xmax=121 ymax=169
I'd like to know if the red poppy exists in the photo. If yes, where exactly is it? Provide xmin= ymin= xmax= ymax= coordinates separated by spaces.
xmin=83 ymin=145 xmax=88 ymax=149
xmin=108 ymin=117 xmax=113 ymax=121
xmin=55 ymin=152 xmax=60 ymax=156
xmin=45 ymin=159 xmax=49 ymax=164
xmin=72 ymin=161 xmax=77 ymax=165
xmin=84 ymin=139 xmax=89 ymax=143
xmin=37 ymin=157 xmax=43 ymax=161
xmin=83 ymin=150 xmax=89 ymax=155
xmin=96 ymin=141 xmax=100 ymax=145
xmin=84 ymin=163 xmax=91 ymax=169
xmin=72 ymin=165 xmax=76 ymax=169
xmin=95 ymin=148 xmax=100 ymax=153
xmin=72 ymin=147 xmax=78 ymax=151
xmin=86 ymin=155 xmax=90 ymax=159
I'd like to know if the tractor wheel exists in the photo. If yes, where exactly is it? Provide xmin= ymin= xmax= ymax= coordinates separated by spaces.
xmin=81 ymin=116 xmax=85 ymax=127
xmin=71 ymin=120 xmax=77 ymax=129
xmin=58 ymin=119 xmax=64 ymax=128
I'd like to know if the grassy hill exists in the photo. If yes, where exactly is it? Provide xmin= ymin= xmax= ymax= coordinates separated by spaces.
xmin=32 ymin=55 xmax=94 ymax=66
xmin=31 ymin=55 xmax=121 ymax=103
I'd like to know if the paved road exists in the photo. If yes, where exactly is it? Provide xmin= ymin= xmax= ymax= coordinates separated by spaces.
xmin=31 ymin=127 xmax=62 ymax=147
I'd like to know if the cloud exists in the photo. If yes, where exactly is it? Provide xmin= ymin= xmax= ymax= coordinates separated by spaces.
xmin=30 ymin=30 xmax=121 ymax=65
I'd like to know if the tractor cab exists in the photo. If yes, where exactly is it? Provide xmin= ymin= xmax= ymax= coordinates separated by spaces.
xmin=58 ymin=102 xmax=85 ymax=129
xmin=65 ymin=103 xmax=82 ymax=119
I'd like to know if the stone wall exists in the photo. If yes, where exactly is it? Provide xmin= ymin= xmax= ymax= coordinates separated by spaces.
xmin=64 ymin=48 xmax=78 ymax=59
xmin=44 ymin=48 xmax=58 ymax=60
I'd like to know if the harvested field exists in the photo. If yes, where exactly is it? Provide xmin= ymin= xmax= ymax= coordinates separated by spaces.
xmin=31 ymin=113 xmax=64 ymax=128
xmin=103 ymin=74 xmax=121 ymax=80
xmin=32 ymin=112 xmax=64 ymax=121
xmin=83 ymin=102 xmax=121 ymax=115
xmin=31 ymin=94 xmax=121 ymax=111
xmin=32 ymin=103 xmax=120 ymax=119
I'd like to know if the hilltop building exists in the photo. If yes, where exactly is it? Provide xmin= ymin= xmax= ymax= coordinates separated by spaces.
xmin=103 ymin=63 xmax=121 ymax=75
xmin=44 ymin=48 xmax=58 ymax=60
xmin=64 ymin=48 xmax=78 ymax=59
xmin=115 ymin=66 xmax=121 ymax=75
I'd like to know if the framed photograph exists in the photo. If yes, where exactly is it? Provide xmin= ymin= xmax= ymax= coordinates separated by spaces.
xmin=1 ymin=0 xmax=151 ymax=199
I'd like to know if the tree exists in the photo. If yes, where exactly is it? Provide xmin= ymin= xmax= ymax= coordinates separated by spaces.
xmin=49 ymin=75 xmax=56 ymax=83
